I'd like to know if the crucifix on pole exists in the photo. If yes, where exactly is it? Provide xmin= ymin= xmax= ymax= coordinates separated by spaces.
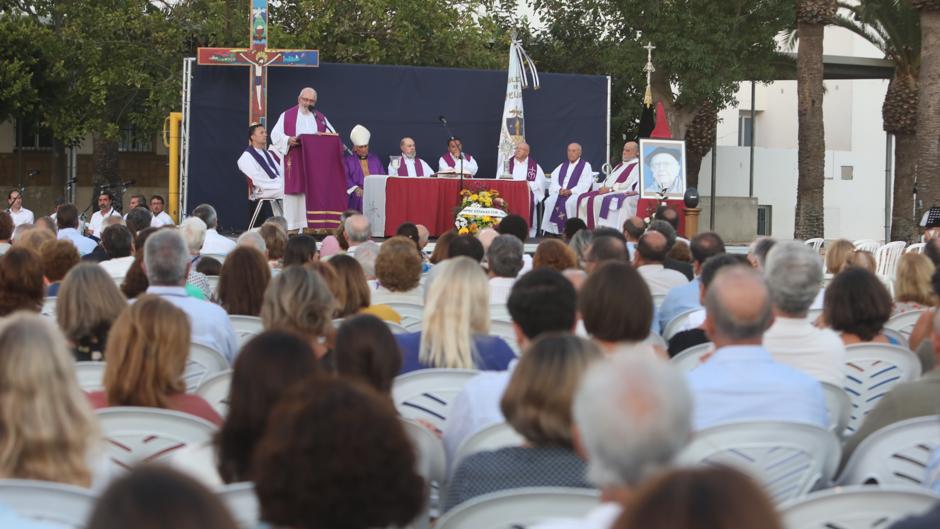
xmin=196 ymin=0 xmax=319 ymax=128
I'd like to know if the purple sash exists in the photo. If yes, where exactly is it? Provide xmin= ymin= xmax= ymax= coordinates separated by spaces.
xmin=283 ymin=105 xmax=327 ymax=136
xmin=244 ymin=147 xmax=280 ymax=180
xmin=509 ymin=157 xmax=539 ymax=182
xmin=599 ymin=191 xmax=639 ymax=220
xmin=397 ymin=157 xmax=425 ymax=177
xmin=549 ymin=159 xmax=586 ymax=231
xmin=442 ymin=152 xmax=473 ymax=168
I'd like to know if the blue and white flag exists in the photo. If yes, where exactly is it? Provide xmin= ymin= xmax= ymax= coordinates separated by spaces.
xmin=496 ymin=37 xmax=539 ymax=177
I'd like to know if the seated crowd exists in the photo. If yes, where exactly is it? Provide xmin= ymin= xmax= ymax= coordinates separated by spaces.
xmin=1 ymin=199 xmax=940 ymax=529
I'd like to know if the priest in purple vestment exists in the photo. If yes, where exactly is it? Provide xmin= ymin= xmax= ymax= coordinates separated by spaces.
xmin=343 ymin=124 xmax=384 ymax=212
xmin=540 ymin=143 xmax=594 ymax=235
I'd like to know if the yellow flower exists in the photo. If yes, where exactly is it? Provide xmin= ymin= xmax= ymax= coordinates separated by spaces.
xmin=482 ymin=215 xmax=492 ymax=223
xmin=458 ymin=227 xmax=469 ymax=235
xmin=470 ymin=194 xmax=479 ymax=202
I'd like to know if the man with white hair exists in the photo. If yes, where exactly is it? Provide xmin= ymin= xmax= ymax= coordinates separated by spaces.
xmin=486 ymin=235 xmax=524 ymax=307
xmin=508 ymin=142 xmax=546 ymax=236
xmin=763 ymin=241 xmax=845 ymax=386
xmin=343 ymin=214 xmax=371 ymax=255
xmin=541 ymin=143 xmax=593 ymax=235
xmin=533 ymin=354 xmax=692 ymax=529
xmin=389 ymin=137 xmax=434 ymax=177
xmin=178 ymin=216 xmax=213 ymax=300
xmin=354 ymin=240 xmax=380 ymax=283
xmin=143 ymin=229 xmax=238 ymax=362
xmin=688 ymin=265 xmax=827 ymax=431
xmin=270 ymin=87 xmax=338 ymax=231
xmin=344 ymin=124 xmax=383 ymax=212
xmin=191 ymin=203 xmax=236 ymax=256
xmin=236 ymin=230 xmax=267 ymax=254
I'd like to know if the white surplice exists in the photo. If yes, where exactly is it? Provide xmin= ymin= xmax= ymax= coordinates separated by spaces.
xmin=509 ymin=157 xmax=546 ymax=235
xmin=540 ymin=158 xmax=593 ymax=235
xmin=237 ymin=148 xmax=284 ymax=200
xmin=387 ymin=155 xmax=434 ymax=177
xmin=270 ymin=109 xmax=335 ymax=231
xmin=437 ymin=153 xmax=479 ymax=176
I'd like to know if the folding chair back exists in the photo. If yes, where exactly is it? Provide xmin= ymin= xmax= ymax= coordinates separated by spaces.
xmin=838 ymin=415 xmax=940 ymax=487
xmin=392 ymin=369 xmax=479 ymax=432
xmin=185 ymin=342 xmax=230 ymax=393
xmin=0 ymin=478 xmax=97 ymax=529
xmin=780 ymin=485 xmax=939 ymax=529
xmin=97 ymin=407 xmax=217 ymax=469
xmin=843 ymin=344 xmax=921 ymax=434
xmin=196 ymin=369 xmax=233 ymax=417
xmin=434 ymin=487 xmax=601 ymax=529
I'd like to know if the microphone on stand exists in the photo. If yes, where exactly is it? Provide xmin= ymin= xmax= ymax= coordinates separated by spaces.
xmin=309 ymin=105 xmax=352 ymax=155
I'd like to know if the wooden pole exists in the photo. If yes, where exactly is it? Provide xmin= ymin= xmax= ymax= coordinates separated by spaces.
xmin=685 ymin=207 xmax=701 ymax=237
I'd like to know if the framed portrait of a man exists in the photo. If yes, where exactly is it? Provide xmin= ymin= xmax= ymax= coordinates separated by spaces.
xmin=639 ymin=138 xmax=687 ymax=199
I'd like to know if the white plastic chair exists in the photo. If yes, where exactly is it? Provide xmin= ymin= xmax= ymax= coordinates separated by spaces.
xmin=206 ymin=275 xmax=219 ymax=297
xmin=0 ymin=478 xmax=97 ymax=529
xmin=821 ymin=382 xmax=851 ymax=438
xmin=906 ymin=242 xmax=926 ymax=254
xmin=843 ymin=343 xmax=922 ymax=435
xmin=652 ymin=293 xmax=666 ymax=308
xmin=779 ymin=485 xmax=940 ymax=529
xmin=875 ymin=241 xmax=907 ymax=281
xmin=402 ymin=418 xmax=446 ymax=529
xmin=74 ymin=361 xmax=106 ymax=393
xmin=216 ymin=482 xmax=258 ymax=529
xmin=677 ymin=421 xmax=841 ymax=503
xmin=196 ymin=369 xmax=233 ymax=417
xmin=805 ymin=238 xmax=825 ymax=252
xmin=97 ymin=407 xmax=218 ymax=469
xmin=882 ymin=327 xmax=908 ymax=347
xmin=490 ymin=319 xmax=520 ymax=356
xmin=386 ymin=302 xmax=425 ymax=332
xmin=392 ymin=369 xmax=479 ymax=432
xmin=663 ymin=308 xmax=701 ymax=340
xmin=838 ymin=415 xmax=940 ymax=486
xmin=386 ymin=320 xmax=410 ymax=334
xmin=41 ymin=296 xmax=56 ymax=318
xmin=885 ymin=309 xmax=927 ymax=341
xmin=185 ymin=342 xmax=230 ymax=393
xmin=434 ymin=487 xmax=601 ymax=529
xmin=853 ymin=239 xmax=881 ymax=253
xmin=228 ymin=315 xmax=264 ymax=346
xmin=670 ymin=342 xmax=714 ymax=373
xmin=454 ymin=422 xmax=525 ymax=468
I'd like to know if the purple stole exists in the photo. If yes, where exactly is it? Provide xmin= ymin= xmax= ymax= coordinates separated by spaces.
xmin=549 ymin=159 xmax=587 ymax=231
xmin=397 ymin=157 xmax=425 ymax=177
xmin=579 ymin=161 xmax=638 ymax=229
xmin=282 ymin=106 xmax=328 ymax=195
xmin=510 ymin=157 xmax=540 ymax=221
xmin=244 ymin=147 xmax=281 ymax=180
xmin=343 ymin=153 xmax=383 ymax=212
xmin=442 ymin=152 xmax=473 ymax=168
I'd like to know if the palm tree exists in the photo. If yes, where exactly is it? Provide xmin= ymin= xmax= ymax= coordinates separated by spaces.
xmin=911 ymin=0 xmax=940 ymax=222
xmin=831 ymin=0 xmax=920 ymax=242
xmin=794 ymin=0 xmax=835 ymax=240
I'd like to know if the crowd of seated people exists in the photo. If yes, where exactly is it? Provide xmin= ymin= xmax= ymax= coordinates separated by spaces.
xmin=2 ymin=198 xmax=940 ymax=529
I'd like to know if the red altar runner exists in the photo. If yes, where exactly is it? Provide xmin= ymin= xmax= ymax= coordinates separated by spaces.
xmin=383 ymin=178 xmax=532 ymax=237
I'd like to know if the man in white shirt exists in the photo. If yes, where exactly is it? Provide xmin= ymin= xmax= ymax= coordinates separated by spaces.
xmin=343 ymin=214 xmax=371 ymax=255
xmin=87 ymin=190 xmax=121 ymax=238
xmin=486 ymin=235 xmax=524 ymax=307
xmin=437 ymin=137 xmax=478 ymax=176
xmin=541 ymin=143 xmax=593 ymax=235
xmin=97 ymin=224 xmax=135 ymax=280
xmin=237 ymin=123 xmax=284 ymax=223
xmin=507 ymin=142 xmax=546 ymax=236
xmin=388 ymin=137 xmax=434 ymax=177
xmin=763 ymin=241 xmax=846 ymax=386
xmin=143 ymin=229 xmax=238 ymax=362
xmin=6 ymin=189 xmax=34 ymax=227
xmin=634 ymin=230 xmax=688 ymax=297
xmin=149 ymin=195 xmax=175 ymax=227
xmin=533 ymin=354 xmax=693 ymax=529
xmin=123 ymin=194 xmax=147 ymax=221
xmin=192 ymin=203 xmax=236 ymax=256
xmin=55 ymin=203 xmax=97 ymax=256
xmin=443 ymin=268 xmax=578 ymax=465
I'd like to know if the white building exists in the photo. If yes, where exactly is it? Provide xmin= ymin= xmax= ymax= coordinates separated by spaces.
xmin=698 ymin=25 xmax=892 ymax=242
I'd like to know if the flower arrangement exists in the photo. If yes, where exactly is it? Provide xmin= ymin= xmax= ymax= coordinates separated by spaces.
xmin=455 ymin=188 xmax=509 ymax=235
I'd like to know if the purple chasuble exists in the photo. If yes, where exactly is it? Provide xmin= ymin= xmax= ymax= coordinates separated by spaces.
xmin=343 ymin=152 xmax=383 ymax=212
xmin=578 ymin=161 xmax=638 ymax=229
xmin=282 ymin=106 xmax=328 ymax=195
xmin=549 ymin=159 xmax=586 ymax=232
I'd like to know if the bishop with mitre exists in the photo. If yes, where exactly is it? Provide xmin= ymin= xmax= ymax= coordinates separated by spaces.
xmin=343 ymin=124 xmax=383 ymax=212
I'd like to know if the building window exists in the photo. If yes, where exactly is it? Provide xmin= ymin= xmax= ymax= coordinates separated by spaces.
xmin=14 ymin=120 xmax=53 ymax=151
xmin=119 ymin=125 xmax=153 ymax=153
xmin=738 ymin=113 xmax=754 ymax=147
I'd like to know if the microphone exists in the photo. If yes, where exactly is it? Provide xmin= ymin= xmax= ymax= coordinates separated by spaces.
xmin=308 ymin=104 xmax=316 ymax=113
xmin=438 ymin=115 xmax=448 ymax=125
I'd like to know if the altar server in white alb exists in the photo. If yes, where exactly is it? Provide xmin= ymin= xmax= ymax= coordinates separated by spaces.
xmin=507 ymin=142 xmax=545 ymax=236
xmin=237 ymin=122 xmax=284 ymax=217
xmin=540 ymin=143 xmax=593 ymax=235
xmin=389 ymin=137 xmax=434 ymax=177
xmin=269 ymin=87 xmax=336 ymax=231
xmin=438 ymin=137 xmax=478 ymax=176
xmin=577 ymin=141 xmax=640 ymax=230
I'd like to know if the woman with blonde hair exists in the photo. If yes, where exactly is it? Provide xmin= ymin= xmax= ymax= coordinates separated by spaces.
xmin=443 ymin=334 xmax=601 ymax=511
xmin=893 ymin=252 xmax=936 ymax=316
xmin=824 ymin=239 xmax=855 ymax=274
xmin=0 ymin=313 xmax=103 ymax=487
xmin=395 ymin=256 xmax=514 ymax=373
xmin=88 ymin=296 xmax=221 ymax=425
xmin=260 ymin=265 xmax=336 ymax=359
xmin=56 ymin=263 xmax=127 ymax=361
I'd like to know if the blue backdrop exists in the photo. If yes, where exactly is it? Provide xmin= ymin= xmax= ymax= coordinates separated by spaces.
xmin=186 ymin=61 xmax=609 ymax=232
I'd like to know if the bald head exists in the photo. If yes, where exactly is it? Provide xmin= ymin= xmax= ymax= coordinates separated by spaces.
xmin=623 ymin=141 xmax=639 ymax=162
xmin=704 ymin=266 xmax=773 ymax=345
xmin=635 ymin=230 xmax=669 ymax=264
xmin=514 ymin=142 xmax=531 ymax=161
xmin=400 ymin=137 xmax=416 ymax=157
xmin=298 ymin=87 xmax=317 ymax=113
xmin=567 ymin=143 xmax=582 ymax=162
xmin=623 ymin=216 xmax=645 ymax=242
xmin=344 ymin=214 xmax=371 ymax=244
